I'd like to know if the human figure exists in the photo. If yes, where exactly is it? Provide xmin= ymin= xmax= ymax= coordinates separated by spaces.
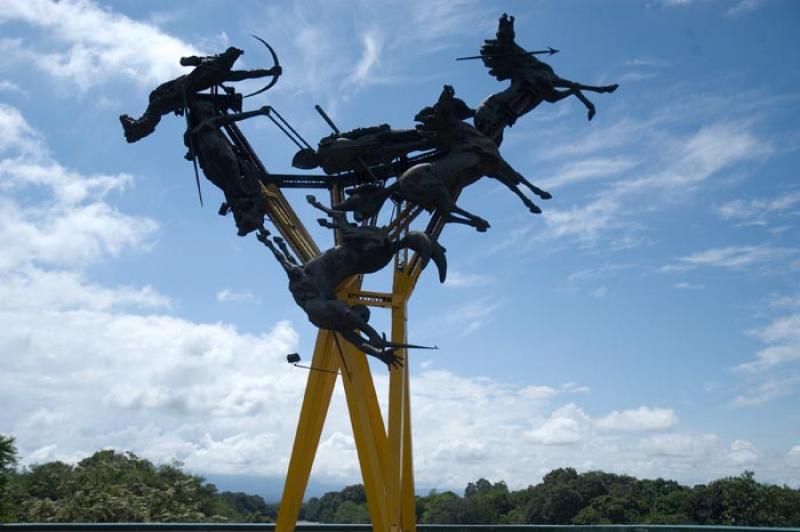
xmin=474 ymin=14 xmax=618 ymax=143
xmin=120 ymin=47 xmax=281 ymax=143
xmin=256 ymin=196 xmax=445 ymax=367
xmin=184 ymin=100 xmax=272 ymax=236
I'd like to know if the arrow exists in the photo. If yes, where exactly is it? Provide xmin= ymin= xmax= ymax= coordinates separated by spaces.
xmin=456 ymin=47 xmax=559 ymax=61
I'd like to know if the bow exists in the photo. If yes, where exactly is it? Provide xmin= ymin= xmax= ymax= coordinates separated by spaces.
xmin=243 ymin=35 xmax=281 ymax=98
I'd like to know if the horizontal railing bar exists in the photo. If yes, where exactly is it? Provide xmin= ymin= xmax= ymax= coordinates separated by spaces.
xmin=2 ymin=525 xmax=799 ymax=532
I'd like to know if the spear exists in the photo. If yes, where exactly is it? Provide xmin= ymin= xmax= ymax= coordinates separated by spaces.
xmin=456 ymin=47 xmax=559 ymax=61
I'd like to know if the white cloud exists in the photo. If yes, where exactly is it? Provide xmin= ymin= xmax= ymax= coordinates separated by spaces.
xmin=727 ymin=0 xmax=764 ymax=16
xmin=216 ymin=288 xmax=261 ymax=304
xmin=639 ymin=433 xmax=718 ymax=458
xmin=715 ymin=191 xmax=800 ymax=225
xmin=253 ymin=0 xmax=492 ymax=109
xmin=539 ymin=157 xmax=638 ymax=190
xmin=725 ymin=440 xmax=760 ymax=466
xmin=670 ymin=245 xmax=798 ymax=271
xmin=0 ymin=80 xmax=23 ymax=94
xmin=735 ymin=314 xmax=800 ymax=373
xmin=532 ymin=121 xmax=770 ymax=247
xmin=0 ymin=104 xmax=156 ymax=272
xmin=524 ymin=404 xmax=590 ymax=445
xmin=348 ymin=30 xmax=383 ymax=86
xmin=731 ymin=374 xmax=800 ymax=406
xmin=443 ymin=270 xmax=495 ymax=289
xmin=443 ymin=296 xmax=502 ymax=335
xmin=0 ymin=0 xmax=198 ymax=91
xmin=790 ymin=446 xmax=800 ymax=461
xmin=519 ymin=382 xmax=590 ymax=400
xmin=595 ymin=407 xmax=679 ymax=432
xmin=624 ymin=56 xmax=670 ymax=67
xmin=674 ymin=282 xmax=705 ymax=290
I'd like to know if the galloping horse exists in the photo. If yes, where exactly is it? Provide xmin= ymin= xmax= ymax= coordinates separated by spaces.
xmin=474 ymin=14 xmax=618 ymax=143
xmin=389 ymin=85 xmax=551 ymax=232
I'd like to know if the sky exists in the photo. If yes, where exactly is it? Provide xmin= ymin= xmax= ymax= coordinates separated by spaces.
xmin=1 ymin=0 xmax=799 ymax=500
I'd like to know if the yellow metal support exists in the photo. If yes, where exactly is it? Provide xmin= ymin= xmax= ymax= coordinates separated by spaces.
xmin=266 ymin=188 xmax=425 ymax=531
xmin=275 ymin=330 xmax=339 ymax=531
xmin=240 ymin=116 xmax=426 ymax=529
xmin=276 ymin=264 xmax=420 ymax=532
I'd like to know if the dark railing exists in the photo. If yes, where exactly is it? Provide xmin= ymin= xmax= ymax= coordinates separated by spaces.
xmin=1 ymin=525 xmax=800 ymax=532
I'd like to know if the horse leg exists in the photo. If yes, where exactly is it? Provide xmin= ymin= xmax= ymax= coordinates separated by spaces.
xmin=543 ymin=87 xmax=576 ymax=103
xmin=307 ymin=194 xmax=352 ymax=232
xmin=553 ymin=78 xmax=618 ymax=120
xmin=490 ymin=172 xmax=543 ymax=214
xmin=446 ymin=203 xmax=490 ymax=232
xmin=496 ymin=159 xmax=552 ymax=200
xmin=554 ymin=77 xmax=618 ymax=94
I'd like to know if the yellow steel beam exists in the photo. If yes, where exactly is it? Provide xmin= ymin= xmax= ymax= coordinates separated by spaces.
xmin=391 ymin=269 xmax=417 ymax=531
xmin=260 ymin=182 xmax=320 ymax=263
xmin=343 ymin=289 xmax=396 ymax=309
xmin=275 ymin=330 xmax=340 ymax=532
xmin=274 ymin=194 xmax=433 ymax=532
xmin=388 ymin=296 xmax=407 ymax=529
xmin=339 ymin=337 xmax=393 ymax=532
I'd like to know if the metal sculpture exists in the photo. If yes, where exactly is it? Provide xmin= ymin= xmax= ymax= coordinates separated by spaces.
xmin=120 ymin=15 xmax=618 ymax=532
xmin=119 ymin=44 xmax=281 ymax=143
xmin=255 ymin=196 xmax=445 ymax=368
xmin=184 ymin=99 xmax=271 ymax=235
xmin=472 ymin=13 xmax=619 ymax=143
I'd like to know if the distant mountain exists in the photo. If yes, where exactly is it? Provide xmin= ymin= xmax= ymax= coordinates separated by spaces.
xmin=200 ymin=473 xmax=345 ymax=502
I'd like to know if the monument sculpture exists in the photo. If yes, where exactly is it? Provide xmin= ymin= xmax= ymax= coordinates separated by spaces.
xmin=120 ymin=14 xmax=618 ymax=532
xmin=470 ymin=13 xmax=618 ymax=143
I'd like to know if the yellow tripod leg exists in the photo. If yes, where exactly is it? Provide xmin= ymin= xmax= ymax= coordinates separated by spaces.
xmin=390 ymin=271 xmax=417 ymax=532
xmin=338 ymin=337 xmax=393 ymax=532
xmin=276 ymin=330 xmax=340 ymax=532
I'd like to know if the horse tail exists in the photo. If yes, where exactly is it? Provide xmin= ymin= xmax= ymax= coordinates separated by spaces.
xmin=395 ymin=231 xmax=447 ymax=283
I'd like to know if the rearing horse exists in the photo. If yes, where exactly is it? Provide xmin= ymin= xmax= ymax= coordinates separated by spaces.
xmin=474 ymin=13 xmax=619 ymax=143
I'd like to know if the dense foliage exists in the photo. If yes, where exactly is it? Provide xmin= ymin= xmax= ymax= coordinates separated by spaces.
xmin=0 ymin=439 xmax=277 ymax=522
xmin=2 ymin=435 xmax=799 ymax=525
xmin=302 ymin=470 xmax=800 ymax=526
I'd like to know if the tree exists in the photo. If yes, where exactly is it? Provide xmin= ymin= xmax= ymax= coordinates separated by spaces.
xmin=332 ymin=500 xmax=370 ymax=524
xmin=0 ymin=435 xmax=18 ymax=521
xmin=6 ymin=449 xmax=279 ymax=522
xmin=689 ymin=472 xmax=765 ymax=526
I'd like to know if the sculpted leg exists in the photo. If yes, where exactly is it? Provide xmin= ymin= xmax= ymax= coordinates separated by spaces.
xmin=446 ymin=203 xmax=490 ymax=232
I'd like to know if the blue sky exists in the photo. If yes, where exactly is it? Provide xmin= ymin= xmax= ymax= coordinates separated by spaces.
xmin=1 ymin=0 xmax=799 ymax=498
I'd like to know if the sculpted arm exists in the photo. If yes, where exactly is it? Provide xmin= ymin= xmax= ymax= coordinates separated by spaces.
xmin=224 ymin=66 xmax=282 ymax=81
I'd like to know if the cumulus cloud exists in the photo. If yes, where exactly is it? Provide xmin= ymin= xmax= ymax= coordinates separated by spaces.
xmin=639 ymin=433 xmax=718 ymax=458
xmin=595 ymin=407 xmax=679 ymax=432
xmin=0 ymin=0 xmax=198 ymax=92
xmin=725 ymin=440 xmax=760 ymax=467
xmin=524 ymin=404 xmax=590 ymax=445
xmin=0 ymin=104 xmax=156 ymax=272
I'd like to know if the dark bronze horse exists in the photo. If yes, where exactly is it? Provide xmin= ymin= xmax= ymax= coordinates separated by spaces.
xmin=474 ymin=14 xmax=618 ymax=143
xmin=334 ymin=86 xmax=551 ymax=231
